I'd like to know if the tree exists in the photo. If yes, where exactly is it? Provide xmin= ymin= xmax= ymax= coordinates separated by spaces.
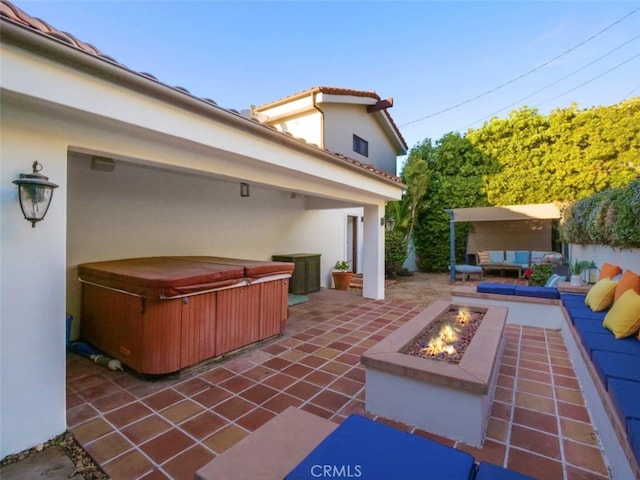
xmin=412 ymin=133 xmax=495 ymax=271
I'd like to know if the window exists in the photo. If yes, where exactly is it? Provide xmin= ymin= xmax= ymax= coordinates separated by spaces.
xmin=353 ymin=134 xmax=368 ymax=157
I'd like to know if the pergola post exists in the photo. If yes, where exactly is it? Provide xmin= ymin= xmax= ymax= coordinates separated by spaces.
xmin=446 ymin=209 xmax=456 ymax=282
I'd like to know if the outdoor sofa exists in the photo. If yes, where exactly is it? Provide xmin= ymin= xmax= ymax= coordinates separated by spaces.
xmin=475 ymin=250 xmax=563 ymax=279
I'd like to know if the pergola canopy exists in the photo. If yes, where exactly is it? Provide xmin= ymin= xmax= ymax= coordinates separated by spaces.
xmin=448 ymin=203 xmax=561 ymax=223
xmin=446 ymin=204 xmax=563 ymax=281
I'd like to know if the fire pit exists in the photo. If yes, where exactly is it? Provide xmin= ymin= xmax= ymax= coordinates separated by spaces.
xmin=361 ymin=300 xmax=507 ymax=447
xmin=404 ymin=307 xmax=483 ymax=364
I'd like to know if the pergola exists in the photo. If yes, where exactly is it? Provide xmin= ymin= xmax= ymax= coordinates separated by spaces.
xmin=445 ymin=203 xmax=562 ymax=281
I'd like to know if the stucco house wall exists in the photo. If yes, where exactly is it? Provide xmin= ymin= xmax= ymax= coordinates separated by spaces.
xmin=323 ymin=103 xmax=399 ymax=175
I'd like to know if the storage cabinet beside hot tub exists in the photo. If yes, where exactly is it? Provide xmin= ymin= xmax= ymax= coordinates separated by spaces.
xmin=272 ymin=254 xmax=320 ymax=294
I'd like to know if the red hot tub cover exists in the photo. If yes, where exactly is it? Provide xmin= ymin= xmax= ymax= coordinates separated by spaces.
xmin=78 ymin=257 xmax=245 ymax=299
xmin=173 ymin=256 xmax=295 ymax=280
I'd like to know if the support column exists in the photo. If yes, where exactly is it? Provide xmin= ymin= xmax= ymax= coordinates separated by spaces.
xmin=362 ymin=203 xmax=385 ymax=299
xmin=447 ymin=209 xmax=456 ymax=282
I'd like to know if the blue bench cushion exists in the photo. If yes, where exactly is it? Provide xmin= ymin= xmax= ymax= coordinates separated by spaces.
xmin=628 ymin=419 xmax=640 ymax=466
xmin=478 ymin=283 xmax=516 ymax=295
xmin=284 ymin=414 xmax=475 ymax=480
xmin=578 ymin=331 xmax=640 ymax=358
xmin=564 ymin=302 xmax=607 ymax=322
xmin=475 ymin=461 xmax=536 ymax=480
xmin=514 ymin=285 xmax=560 ymax=299
xmin=450 ymin=264 xmax=483 ymax=274
xmin=573 ymin=317 xmax=607 ymax=334
xmin=591 ymin=351 xmax=640 ymax=389
xmin=608 ymin=378 xmax=640 ymax=431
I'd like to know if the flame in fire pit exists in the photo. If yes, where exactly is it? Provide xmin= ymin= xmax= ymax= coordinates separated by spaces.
xmin=441 ymin=324 xmax=458 ymax=342
xmin=422 ymin=323 xmax=458 ymax=356
xmin=456 ymin=308 xmax=471 ymax=325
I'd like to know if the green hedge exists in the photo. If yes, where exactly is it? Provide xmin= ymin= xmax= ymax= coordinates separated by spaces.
xmin=385 ymin=229 xmax=408 ymax=278
xmin=562 ymin=178 xmax=640 ymax=248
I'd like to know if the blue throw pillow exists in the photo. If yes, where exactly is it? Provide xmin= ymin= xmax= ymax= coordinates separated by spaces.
xmin=515 ymin=251 xmax=530 ymax=264
xmin=545 ymin=274 xmax=564 ymax=287
xmin=488 ymin=250 xmax=504 ymax=263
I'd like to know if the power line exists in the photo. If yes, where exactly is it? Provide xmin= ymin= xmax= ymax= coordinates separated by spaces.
xmin=460 ymin=33 xmax=640 ymax=130
xmin=624 ymin=82 xmax=640 ymax=99
xmin=399 ymin=6 xmax=640 ymax=128
xmin=534 ymin=52 xmax=640 ymax=107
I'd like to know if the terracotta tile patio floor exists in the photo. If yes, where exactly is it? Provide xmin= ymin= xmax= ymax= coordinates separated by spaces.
xmin=66 ymin=288 xmax=610 ymax=480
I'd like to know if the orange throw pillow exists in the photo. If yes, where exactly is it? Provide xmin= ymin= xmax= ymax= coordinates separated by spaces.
xmin=615 ymin=269 xmax=640 ymax=302
xmin=599 ymin=263 xmax=621 ymax=281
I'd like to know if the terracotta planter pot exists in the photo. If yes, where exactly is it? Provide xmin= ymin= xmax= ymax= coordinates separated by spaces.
xmin=332 ymin=271 xmax=354 ymax=291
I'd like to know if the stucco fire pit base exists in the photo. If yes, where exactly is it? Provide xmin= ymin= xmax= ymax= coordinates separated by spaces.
xmin=361 ymin=300 xmax=507 ymax=447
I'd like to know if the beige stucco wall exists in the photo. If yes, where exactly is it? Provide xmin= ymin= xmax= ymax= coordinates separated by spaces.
xmin=1 ymin=103 xmax=68 ymax=457
xmin=569 ymin=245 xmax=640 ymax=274
xmin=323 ymin=103 xmax=399 ymax=175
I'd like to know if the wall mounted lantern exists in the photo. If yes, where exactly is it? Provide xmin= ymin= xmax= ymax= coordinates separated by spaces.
xmin=240 ymin=182 xmax=250 ymax=197
xmin=385 ymin=216 xmax=396 ymax=232
xmin=12 ymin=161 xmax=59 ymax=228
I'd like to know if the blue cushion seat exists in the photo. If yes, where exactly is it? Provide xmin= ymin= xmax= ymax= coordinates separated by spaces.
xmin=565 ymin=305 xmax=607 ymax=322
xmin=475 ymin=461 xmax=536 ymax=480
xmin=573 ymin=317 xmax=607 ymax=333
xmin=608 ymin=378 xmax=640 ymax=430
xmin=514 ymin=285 xmax=560 ymax=299
xmin=452 ymin=264 xmax=483 ymax=274
xmin=591 ymin=351 xmax=640 ymax=389
xmin=578 ymin=331 xmax=640 ymax=358
xmin=477 ymin=283 xmax=516 ymax=295
xmin=284 ymin=414 xmax=475 ymax=480
xmin=628 ymin=419 xmax=640 ymax=466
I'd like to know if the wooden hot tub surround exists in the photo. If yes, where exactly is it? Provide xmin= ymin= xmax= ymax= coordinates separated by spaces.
xmin=78 ymin=256 xmax=294 ymax=375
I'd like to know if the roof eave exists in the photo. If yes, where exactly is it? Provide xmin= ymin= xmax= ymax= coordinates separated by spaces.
xmin=0 ymin=18 xmax=405 ymax=189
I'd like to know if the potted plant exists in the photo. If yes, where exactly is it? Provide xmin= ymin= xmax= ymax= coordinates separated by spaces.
xmin=570 ymin=260 xmax=588 ymax=286
xmin=332 ymin=260 xmax=353 ymax=291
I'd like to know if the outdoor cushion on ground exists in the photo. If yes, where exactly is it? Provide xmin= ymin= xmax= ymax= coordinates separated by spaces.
xmin=603 ymin=289 xmax=640 ymax=338
xmin=599 ymin=262 xmax=622 ymax=281
xmin=614 ymin=269 xmax=640 ymax=302
xmin=475 ymin=461 xmax=536 ymax=480
xmin=514 ymin=285 xmax=560 ymax=299
xmin=578 ymin=331 xmax=640 ymax=358
xmin=450 ymin=264 xmax=483 ymax=274
xmin=477 ymin=283 xmax=516 ymax=295
xmin=284 ymin=414 xmax=475 ymax=480
xmin=584 ymin=278 xmax=617 ymax=312
xmin=591 ymin=350 xmax=640 ymax=389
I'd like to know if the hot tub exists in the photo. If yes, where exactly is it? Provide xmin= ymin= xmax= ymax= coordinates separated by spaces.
xmin=78 ymin=256 xmax=294 ymax=375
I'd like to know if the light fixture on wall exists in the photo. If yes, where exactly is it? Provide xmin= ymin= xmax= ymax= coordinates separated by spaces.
xmin=385 ymin=216 xmax=396 ymax=232
xmin=12 ymin=161 xmax=59 ymax=228
xmin=91 ymin=155 xmax=115 ymax=172
xmin=240 ymin=182 xmax=250 ymax=197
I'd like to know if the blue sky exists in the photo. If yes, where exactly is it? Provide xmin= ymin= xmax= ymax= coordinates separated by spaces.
xmin=11 ymin=1 xmax=640 ymax=155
